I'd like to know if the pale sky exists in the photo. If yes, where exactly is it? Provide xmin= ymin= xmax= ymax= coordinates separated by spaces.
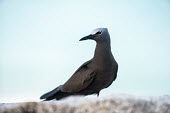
xmin=0 ymin=0 xmax=170 ymax=102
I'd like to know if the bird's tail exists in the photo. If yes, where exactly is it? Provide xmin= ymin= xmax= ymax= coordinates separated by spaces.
xmin=40 ymin=85 xmax=72 ymax=101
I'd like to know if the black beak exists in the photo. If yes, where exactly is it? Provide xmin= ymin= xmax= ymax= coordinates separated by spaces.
xmin=79 ymin=34 xmax=95 ymax=41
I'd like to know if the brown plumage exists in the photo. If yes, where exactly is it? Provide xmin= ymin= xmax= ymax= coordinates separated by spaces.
xmin=40 ymin=28 xmax=118 ymax=101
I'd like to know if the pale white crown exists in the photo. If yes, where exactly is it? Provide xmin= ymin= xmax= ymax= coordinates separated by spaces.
xmin=91 ymin=28 xmax=108 ymax=35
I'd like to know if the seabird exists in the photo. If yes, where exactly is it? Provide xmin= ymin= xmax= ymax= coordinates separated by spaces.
xmin=40 ymin=28 xmax=118 ymax=100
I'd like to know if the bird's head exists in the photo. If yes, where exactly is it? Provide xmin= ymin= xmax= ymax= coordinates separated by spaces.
xmin=79 ymin=28 xmax=110 ymax=43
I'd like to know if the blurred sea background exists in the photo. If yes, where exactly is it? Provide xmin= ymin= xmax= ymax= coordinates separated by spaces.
xmin=0 ymin=0 xmax=170 ymax=102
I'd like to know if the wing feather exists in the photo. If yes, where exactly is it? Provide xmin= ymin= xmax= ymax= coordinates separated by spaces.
xmin=61 ymin=60 xmax=96 ymax=92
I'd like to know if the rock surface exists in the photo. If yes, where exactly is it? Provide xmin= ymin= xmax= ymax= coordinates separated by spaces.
xmin=0 ymin=94 xmax=170 ymax=113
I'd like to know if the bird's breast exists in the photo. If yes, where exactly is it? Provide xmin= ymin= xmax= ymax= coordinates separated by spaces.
xmin=90 ymin=59 xmax=118 ymax=89
xmin=91 ymin=43 xmax=118 ymax=89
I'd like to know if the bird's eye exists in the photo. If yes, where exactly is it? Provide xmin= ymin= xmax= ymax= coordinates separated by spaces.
xmin=95 ymin=31 xmax=102 ymax=35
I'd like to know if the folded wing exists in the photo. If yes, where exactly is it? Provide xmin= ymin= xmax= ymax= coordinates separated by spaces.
xmin=61 ymin=60 xmax=96 ymax=93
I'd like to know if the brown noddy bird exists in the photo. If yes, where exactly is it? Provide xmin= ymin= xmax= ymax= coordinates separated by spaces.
xmin=40 ymin=28 xmax=118 ymax=101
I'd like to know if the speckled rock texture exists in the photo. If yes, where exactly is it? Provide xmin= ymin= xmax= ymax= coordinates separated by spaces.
xmin=0 ymin=94 xmax=170 ymax=113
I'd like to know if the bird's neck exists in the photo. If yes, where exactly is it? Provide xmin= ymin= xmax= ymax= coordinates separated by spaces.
xmin=96 ymin=37 xmax=111 ymax=50
xmin=93 ymin=41 xmax=112 ymax=64
xmin=95 ymin=41 xmax=111 ymax=52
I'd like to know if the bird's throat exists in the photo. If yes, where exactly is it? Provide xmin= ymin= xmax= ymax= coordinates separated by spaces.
xmin=93 ymin=42 xmax=112 ymax=66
